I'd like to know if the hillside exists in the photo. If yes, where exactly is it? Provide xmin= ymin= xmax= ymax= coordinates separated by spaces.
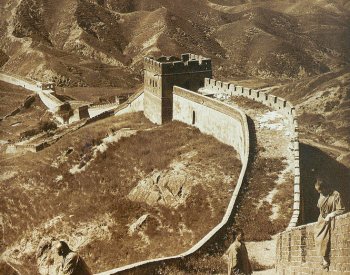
xmin=0 ymin=0 xmax=349 ymax=85
xmin=270 ymin=68 xmax=350 ymax=167
xmin=1 ymin=0 xmax=349 ymax=273
xmin=0 ymin=112 xmax=241 ymax=274
xmin=1 ymin=0 xmax=349 ymax=150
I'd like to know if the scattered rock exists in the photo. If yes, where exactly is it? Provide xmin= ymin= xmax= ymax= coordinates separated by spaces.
xmin=128 ymin=214 xmax=149 ymax=235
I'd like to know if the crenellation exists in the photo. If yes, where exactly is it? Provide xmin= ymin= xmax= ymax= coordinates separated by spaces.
xmin=144 ymin=54 xmax=212 ymax=124
xmin=144 ymin=54 xmax=212 ymax=76
xmin=257 ymin=91 xmax=266 ymax=102
xmin=222 ymin=82 xmax=229 ymax=89
xmin=198 ymin=77 xmax=302 ymax=230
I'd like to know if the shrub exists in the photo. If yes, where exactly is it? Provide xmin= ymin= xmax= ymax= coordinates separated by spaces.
xmin=20 ymin=128 xmax=40 ymax=139
xmin=39 ymin=120 xmax=57 ymax=132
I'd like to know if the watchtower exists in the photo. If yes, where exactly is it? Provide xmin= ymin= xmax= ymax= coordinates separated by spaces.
xmin=143 ymin=53 xmax=212 ymax=124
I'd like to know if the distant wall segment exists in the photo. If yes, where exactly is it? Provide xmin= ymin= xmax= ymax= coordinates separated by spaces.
xmin=97 ymin=87 xmax=250 ymax=275
xmin=0 ymin=71 xmax=63 ymax=112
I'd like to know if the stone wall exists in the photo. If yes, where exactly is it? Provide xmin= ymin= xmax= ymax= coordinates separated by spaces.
xmin=143 ymin=54 xmax=212 ymax=124
xmin=88 ymin=103 xmax=119 ymax=118
xmin=143 ymin=90 xmax=162 ymax=124
xmin=114 ymin=90 xmax=144 ymax=116
xmin=6 ymin=143 xmax=47 ymax=153
xmin=96 ymin=87 xmax=250 ymax=275
xmin=0 ymin=71 xmax=63 ymax=112
xmin=37 ymin=91 xmax=63 ymax=112
xmin=173 ymin=86 xmax=247 ymax=158
xmin=202 ymin=78 xmax=301 ymax=228
xmin=0 ymin=71 xmax=39 ymax=92
xmin=276 ymin=212 xmax=350 ymax=275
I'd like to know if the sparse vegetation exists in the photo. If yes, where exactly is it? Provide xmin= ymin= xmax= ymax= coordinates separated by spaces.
xmin=1 ymin=0 xmax=349 ymax=273
xmin=0 ymin=113 xmax=241 ymax=273
xmin=234 ymin=153 xmax=288 ymax=241
xmin=39 ymin=120 xmax=57 ymax=132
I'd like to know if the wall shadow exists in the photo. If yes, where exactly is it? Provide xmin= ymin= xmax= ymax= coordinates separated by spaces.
xmin=300 ymin=143 xmax=350 ymax=224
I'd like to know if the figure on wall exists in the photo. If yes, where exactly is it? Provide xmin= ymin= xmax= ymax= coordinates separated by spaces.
xmin=227 ymin=229 xmax=252 ymax=275
xmin=56 ymin=241 xmax=92 ymax=275
xmin=314 ymin=177 xmax=345 ymax=270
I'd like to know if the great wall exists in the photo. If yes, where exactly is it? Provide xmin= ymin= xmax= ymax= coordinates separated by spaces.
xmin=1 ymin=53 xmax=348 ymax=274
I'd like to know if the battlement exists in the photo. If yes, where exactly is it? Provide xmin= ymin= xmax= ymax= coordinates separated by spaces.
xmin=144 ymin=53 xmax=212 ymax=75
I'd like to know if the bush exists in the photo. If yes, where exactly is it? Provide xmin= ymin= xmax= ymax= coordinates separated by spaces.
xmin=39 ymin=120 xmax=57 ymax=132
xmin=20 ymin=128 xmax=40 ymax=139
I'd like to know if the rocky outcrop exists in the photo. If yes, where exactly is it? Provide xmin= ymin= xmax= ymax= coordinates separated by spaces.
xmin=128 ymin=160 xmax=194 ymax=208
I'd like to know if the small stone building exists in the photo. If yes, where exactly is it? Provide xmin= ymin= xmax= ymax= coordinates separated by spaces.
xmin=143 ymin=53 xmax=212 ymax=124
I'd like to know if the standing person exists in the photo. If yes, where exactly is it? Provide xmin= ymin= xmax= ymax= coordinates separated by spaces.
xmin=314 ymin=178 xmax=345 ymax=270
xmin=227 ymin=229 xmax=252 ymax=275
xmin=56 ymin=241 xmax=93 ymax=275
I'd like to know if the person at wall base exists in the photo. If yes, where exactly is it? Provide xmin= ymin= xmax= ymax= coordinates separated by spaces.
xmin=227 ymin=229 xmax=252 ymax=275
xmin=56 ymin=241 xmax=92 ymax=275
xmin=314 ymin=177 xmax=345 ymax=270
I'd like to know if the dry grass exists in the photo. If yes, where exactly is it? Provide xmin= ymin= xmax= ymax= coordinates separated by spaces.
xmin=0 ymin=113 xmax=241 ymax=273
xmin=234 ymin=149 xmax=289 ymax=241
xmin=0 ymin=81 xmax=33 ymax=117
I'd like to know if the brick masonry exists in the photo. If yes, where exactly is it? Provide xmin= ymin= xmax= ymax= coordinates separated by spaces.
xmin=276 ymin=212 xmax=350 ymax=275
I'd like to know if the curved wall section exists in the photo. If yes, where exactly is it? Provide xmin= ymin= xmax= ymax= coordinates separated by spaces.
xmin=173 ymin=86 xmax=247 ymax=159
xmin=97 ymin=87 xmax=249 ymax=275
xmin=113 ymin=91 xmax=144 ymax=116
xmin=202 ymin=78 xmax=301 ymax=228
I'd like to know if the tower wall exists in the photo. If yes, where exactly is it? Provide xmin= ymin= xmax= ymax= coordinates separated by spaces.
xmin=143 ymin=54 xmax=212 ymax=124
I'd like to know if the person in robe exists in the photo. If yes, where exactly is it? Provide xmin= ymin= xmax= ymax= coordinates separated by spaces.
xmin=227 ymin=229 xmax=252 ymax=275
xmin=314 ymin=177 xmax=345 ymax=270
xmin=56 ymin=241 xmax=92 ymax=275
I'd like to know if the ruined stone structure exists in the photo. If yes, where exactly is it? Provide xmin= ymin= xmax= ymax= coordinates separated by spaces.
xmin=143 ymin=53 xmax=212 ymax=124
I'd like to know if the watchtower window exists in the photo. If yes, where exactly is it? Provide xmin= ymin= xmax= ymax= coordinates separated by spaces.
xmin=192 ymin=111 xmax=196 ymax=125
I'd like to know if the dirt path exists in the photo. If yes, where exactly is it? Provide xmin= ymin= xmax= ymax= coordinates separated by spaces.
xmin=222 ymin=96 xmax=294 ymax=269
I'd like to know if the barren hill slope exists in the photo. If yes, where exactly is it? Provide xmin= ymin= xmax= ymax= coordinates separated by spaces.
xmin=0 ymin=112 xmax=242 ymax=274
xmin=270 ymin=67 xmax=350 ymax=167
xmin=0 ymin=0 xmax=349 ymax=85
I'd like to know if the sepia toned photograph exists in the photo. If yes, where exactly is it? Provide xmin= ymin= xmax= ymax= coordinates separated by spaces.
xmin=0 ymin=0 xmax=349 ymax=274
